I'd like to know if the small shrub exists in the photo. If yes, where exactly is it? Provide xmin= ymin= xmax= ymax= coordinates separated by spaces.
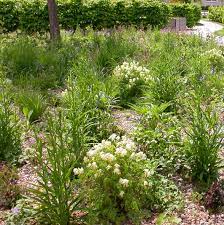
xmin=77 ymin=134 xmax=182 ymax=224
xmin=0 ymin=78 xmax=21 ymax=163
xmin=113 ymin=61 xmax=151 ymax=106
xmin=16 ymin=91 xmax=46 ymax=123
xmin=208 ymin=6 xmax=224 ymax=24
xmin=0 ymin=163 xmax=20 ymax=208
xmin=184 ymin=101 xmax=223 ymax=184
xmin=203 ymin=48 xmax=224 ymax=73
xmin=134 ymin=103 xmax=182 ymax=173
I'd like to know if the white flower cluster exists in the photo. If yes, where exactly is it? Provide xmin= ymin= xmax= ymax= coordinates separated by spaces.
xmin=113 ymin=61 xmax=151 ymax=88
xmin=75 ymin=134 xmax=155 ymax=199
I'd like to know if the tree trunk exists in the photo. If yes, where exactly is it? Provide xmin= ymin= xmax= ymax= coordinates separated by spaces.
xmin=47 ymin=0 xmax=60 ymax=40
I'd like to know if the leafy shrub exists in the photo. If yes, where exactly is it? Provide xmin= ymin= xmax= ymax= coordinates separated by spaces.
xmin=203 ymin=48 xmax=224 ymax=73
xmin=208 ymin=6 xmax=224 ymax=24
xmin=77 ymin=134 xmax=182 ymax=224
xmin=113 ymin=61 xmax=150 ymax=106
xmin=0 ymin=0 xmax=19 ymax=33
xmin=0 ymin=78 xmax=21 ymax=163
xmin=17 ymin=91 xmax=46 ymax=123
xmin=170 ymin=3 xmax=201 ymax=28
xmin=29 ymin=112 xmax=82 ymax=225
xmin=184 ymin=101 xmax=223 ymax=184
xmin=134 ymin=103 xmax=182 ymax=173
xmin=0 ymin=164 xmax=20 ymax=208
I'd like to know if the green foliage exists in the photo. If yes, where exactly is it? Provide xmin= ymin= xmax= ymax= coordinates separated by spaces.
xmin=63 ymin=59 xmax=117 ymax=139
xmin=93 ymin=34 xmax=138 ymax=74
xmin=184 ymin=100 xmax=223 ymax=184
xmin=170 ymin=3 xmax=201 ymax=28
xmin=0 ymin=78 xmax=21 ymax=163
xmin=29 ymin=112 xmax=82 ymax=225
xmin=78 ymin=135 xmax=182 ymax=224
xmin=208 ymin=6 xmax=224 ymax=24
xmin=134 ymin=103 xmax=182 ymax=173
xmin=1 ymin=36 xmax=78 ymax=89
xmin=16 ymin=91 xmax=46 ymax=123
xmin=0 ymin=0 xmax=19 ymax=33
xmin=0 ymin=164 xmax=20 ymax=208
xmin=2 ymin=0 xmax=203 ymax=33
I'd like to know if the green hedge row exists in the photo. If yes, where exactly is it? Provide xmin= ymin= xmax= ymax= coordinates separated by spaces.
xmin=0 ymin=0 xmax=201 ymax=34
xmin=208 ymin=6 xmax=224 ymax=24
xmin=171 ymin=3 xmax=201 ymax=28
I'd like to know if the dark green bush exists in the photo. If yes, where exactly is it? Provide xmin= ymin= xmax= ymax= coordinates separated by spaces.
xmin=208 ymin=6 xmax=224 ymax=24
xmin=171 ymin=3 xmax=201 ymax=28
xmin=0 ymin=0 xmax=19 ymax=33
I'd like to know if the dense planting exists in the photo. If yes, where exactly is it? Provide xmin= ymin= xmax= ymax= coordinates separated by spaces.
xmin=1 ymin=26 xmax=224 ymax=224
xmin=208 ymin=6 xmax=224 ymax=24
xmin=0 ymin=0 xmax=201 ymax=33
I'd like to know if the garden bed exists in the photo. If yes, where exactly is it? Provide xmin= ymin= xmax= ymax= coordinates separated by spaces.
xmin=1 ymin=29 xmax=224 ymax=224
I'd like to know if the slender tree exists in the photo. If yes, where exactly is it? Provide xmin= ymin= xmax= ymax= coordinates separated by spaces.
xmin=47 ymin=0 xmax=60 ymax=40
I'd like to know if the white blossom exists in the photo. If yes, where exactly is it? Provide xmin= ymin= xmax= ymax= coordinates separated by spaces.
xmin=73 ymin=167 xmax=84 ymax=175
xmin=119 ymin=178 xmax=129 ymax=187
xmin=119 ymin=191 xmax=125 ymax=198
xmin=115 ymin=147 xmax=127 ymax=157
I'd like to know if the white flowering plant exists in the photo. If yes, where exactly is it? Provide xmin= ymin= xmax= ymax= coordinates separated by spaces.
xmin=203 ymin=49 xmax=224 ymax=73
xmin=76 ymin=134 xmax=182 ymax=224
xmin=113 ymin=61 xmax=151 ymax=106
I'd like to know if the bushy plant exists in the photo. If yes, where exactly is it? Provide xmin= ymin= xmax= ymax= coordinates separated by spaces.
xmin=0 ymin=163 xmax=20 ymax=208
xmin=113 ymin=61 xmax=151 ymax=106
xmin=0 ymin=78 xmax=21 ymax=163
xmin=28 ymin=112 xmax=82 ymax=225
xmin=16 ymin=91 xmax=46 ymax=123
xmin=203 ymin=48 xmax=224 ymax=74
xmin=184 ymin=101 xmax=223 ymax=184
xmin=134 ymin=103 xmax=182 ymax=173
xmin=208 ymin=6 xmax=224 ymax=24
xmin=77 ymin=134 xmax=182 ymax=224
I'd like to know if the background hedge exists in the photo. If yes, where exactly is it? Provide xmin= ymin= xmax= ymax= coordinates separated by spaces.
xmin=208 ymin=6 xmax=224 ymax=24
xmin=170 ymin=3 xmax=201 ymax=28
xmin=0 ymin=0 xmax=201 ymax=33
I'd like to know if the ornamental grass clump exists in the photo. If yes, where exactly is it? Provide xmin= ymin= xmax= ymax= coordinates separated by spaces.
xmin=184 ymin=101 xmax=223 ymax=185
xmin=113 ymin=61 xmax=151 ymax=106
xmin=76 ymin=134 xmax=182 ymax=224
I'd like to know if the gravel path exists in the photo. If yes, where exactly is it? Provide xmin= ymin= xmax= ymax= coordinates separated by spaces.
xmin=191 ymin=20 xmax=224 ymax=45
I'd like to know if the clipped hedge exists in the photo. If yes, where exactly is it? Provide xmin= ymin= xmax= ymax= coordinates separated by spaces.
xmin=170 ymin=3 xmax=201 ymax=28
xmin=0 ymin=0 xmax=201 ymax=33
xmin=208 ymin=6 xmax=224 ymax=24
